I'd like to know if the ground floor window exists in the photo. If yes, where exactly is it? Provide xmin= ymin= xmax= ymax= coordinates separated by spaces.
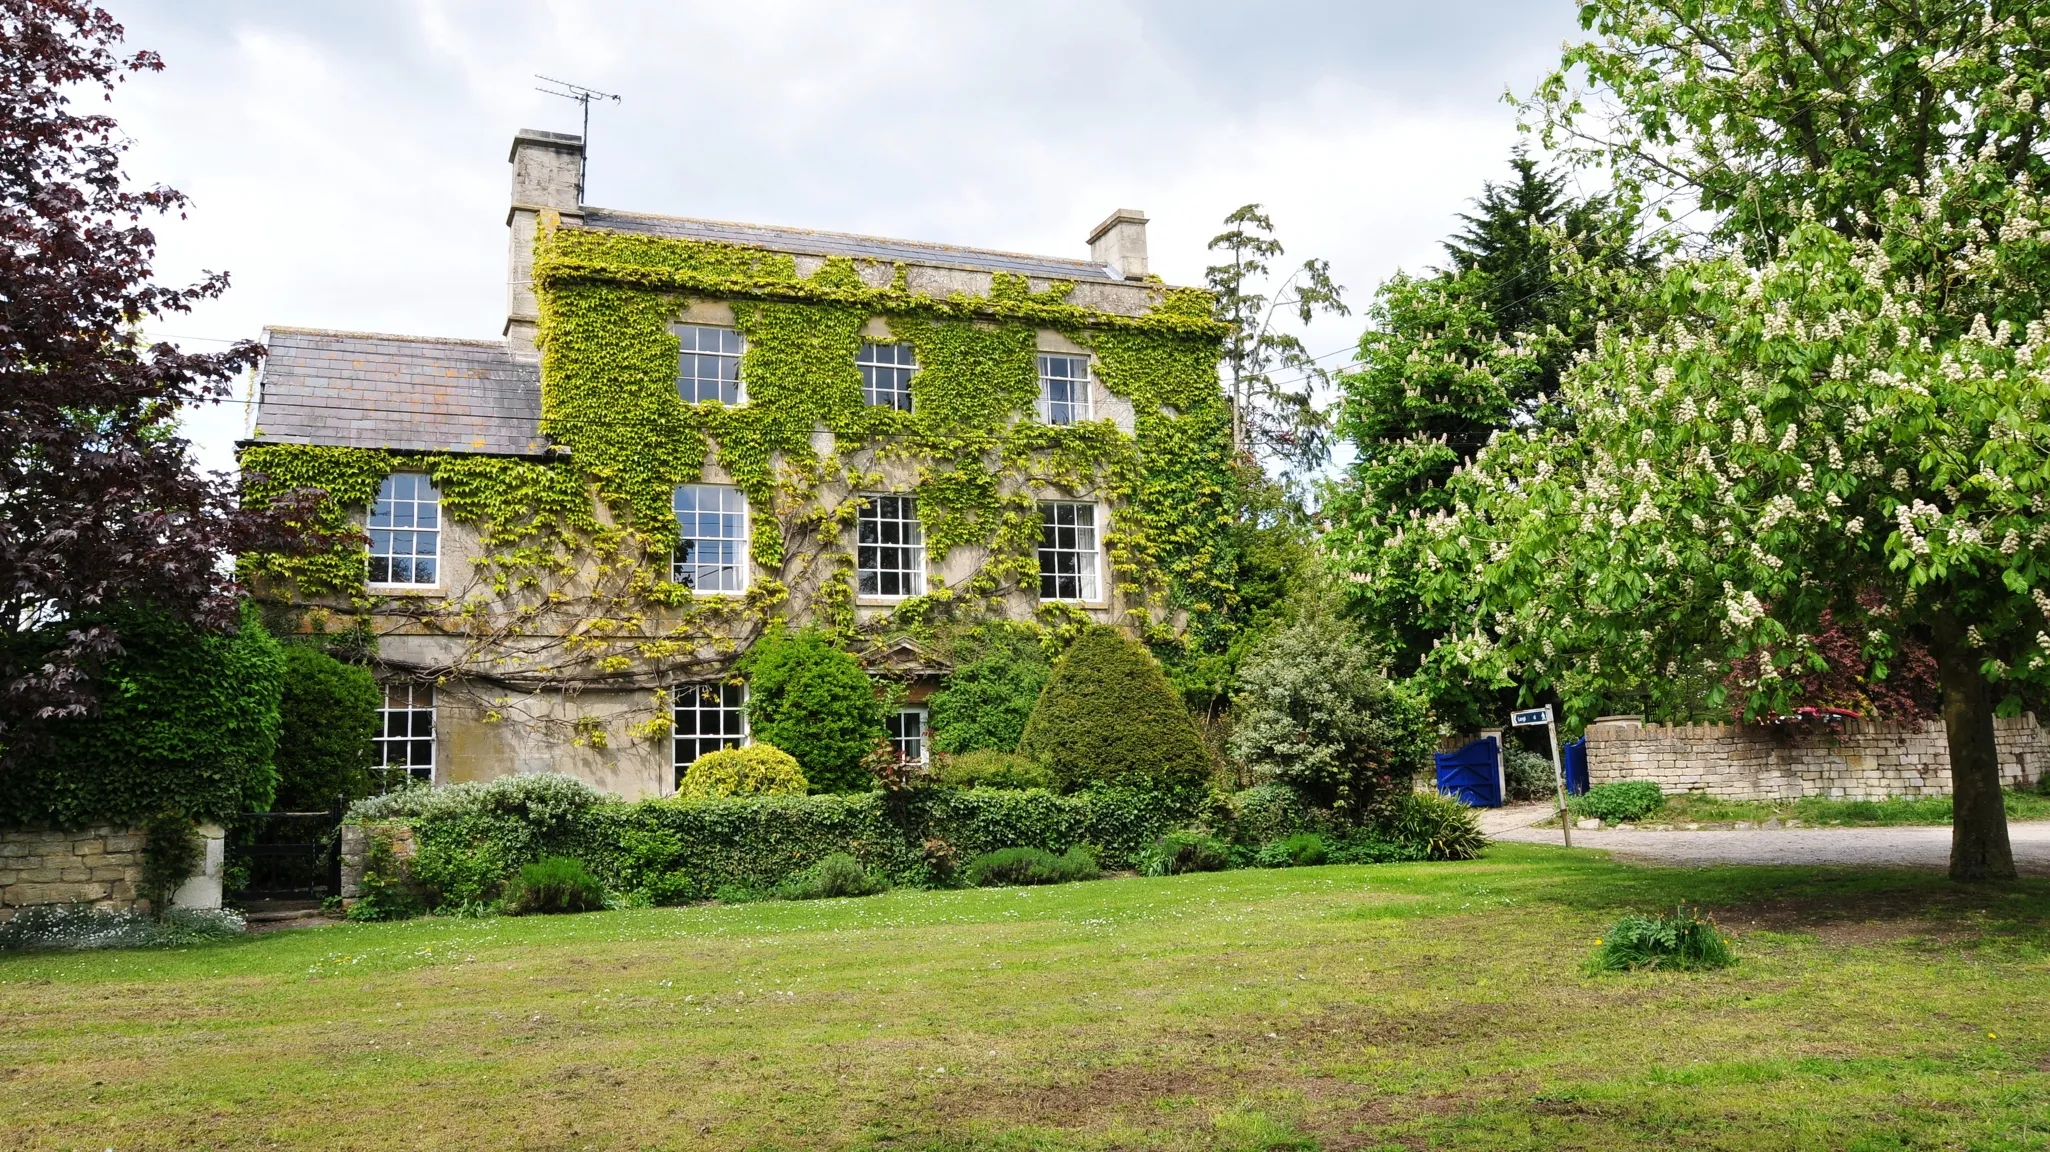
xmin=374 ymin=683 xmax=435 ymax=790
xmin=674 ymin=681 xmax=748 ymax=786
xmin=887 ymin=706 xmax=928 ymax=765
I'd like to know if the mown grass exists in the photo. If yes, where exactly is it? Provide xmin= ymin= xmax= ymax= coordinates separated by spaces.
xmin=3 ymin=843 xmax=2048 ymax=1150
xmin=1645 ymin=787 xmax=2050 ymax=827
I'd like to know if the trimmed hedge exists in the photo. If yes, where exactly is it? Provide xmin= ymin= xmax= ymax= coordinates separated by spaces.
xmin=273 ymin=645 xmax=379 ymax=811
xmin=741 ymin=628 xmax=887 ymax=793
xmin=678 ymin=743 xmax=808 ymax=798
xmin=351 ymin=774 xmax=1207 ymax=907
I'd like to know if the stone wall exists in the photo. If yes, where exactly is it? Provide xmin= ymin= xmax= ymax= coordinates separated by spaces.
xmin=337 ymin=822 xmax=414 ymax=902
xmin=0 ymin=824 xmax=225 ymax=923
xmin=1584 ymin=714 xmax=2050 ymax=801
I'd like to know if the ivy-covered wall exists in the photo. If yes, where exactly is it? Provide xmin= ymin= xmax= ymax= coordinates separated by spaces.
xmin=240 ymin=216 xmax=1244 ymax=793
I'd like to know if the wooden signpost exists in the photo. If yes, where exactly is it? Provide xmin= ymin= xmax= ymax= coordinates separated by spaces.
xmin=1511 ymin=705 xmax=1571 ymax=848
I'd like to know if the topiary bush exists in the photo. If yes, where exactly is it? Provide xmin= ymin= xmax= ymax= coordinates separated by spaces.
xmin=965 ymin=845 xmax=1101 ymax=887
xmin=503 ymin=856 xmax=608 ymax=915
xmin=776 ymin=852 xmax=883 ymax=899
xmin=1227 ymin=613 xmax=1434 ymax=817
xmin=927 ymin=623 xmax=1050 ymax=755
xmin=931 ymin=749 xmax=1052 ymax=790
xmin=678 ymin=743 xmax=809 ymax=798
xmin=1589 ymin=907 xmax=1735 ymax=972
xmin=1138 ymin=830 xmax=1232 ymax=876
xmin=1017 ymin=625 xmax=1212 ymax=793
xmin=271 ymin=645 xmax=379 ymax=811
xmin=1572 ymin=781 xmax=1666 ymax=824
xmin=741 ymin=628 xmax=887 ymax=793
xmin=1 ymin=603 xmax=284 ymax=827
xmin=1381 ymin=791 xmax=1488 ymax=861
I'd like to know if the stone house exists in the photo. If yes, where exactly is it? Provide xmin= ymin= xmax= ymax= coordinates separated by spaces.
xmin=241 ymin=129 xmax=1231 ymax=802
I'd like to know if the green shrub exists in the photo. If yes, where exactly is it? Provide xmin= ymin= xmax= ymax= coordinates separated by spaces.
xmin=1017 ymin=626 xmax=1212 ymax=793
xmin=1573 ymin=781 xmax=1665 ymax=824
xmin=2 ymin=603 xmax=284 ymax=827
xmin=1139 ymin=830 xmax=1232 ymax=876
xmin=1380 ymin=791 xmax=1487 ymax=861
xmin=1590 ymin=907 xmax=1736 ymax=972
xmin=1227 ymin=783 xmax=1329 ymax=845
xmin=741 ymin=628 xmax=888 ymax=793
xmin=678 ymin=743 xmax=809 ymax=798
xmin=927 ymin=623 xmax=1050 ymax=755
xmin=1227 ymin=613 xmax=1434 ymax=815
xmin=776 ymin=852 xmax=883 ymax=899
xmin=272 ymin=645 xmax=379 ymax=811
xmin=503 ymin=856 xmax=608 ymax=915
xmin=139 ymin=811 xmax=203 ymax=916
xmin=932 ymin=749 xmax=1052 ymax=790
xmin=346 ymin=829 xmax=426 ymax=921
xmin=1254 ymin=832 xmax=1328 ymax=868
xmin=1502 ymin=742 xmax=1557 ymax=802
xmin=965 ymin=845 xmax=1101 ymax=887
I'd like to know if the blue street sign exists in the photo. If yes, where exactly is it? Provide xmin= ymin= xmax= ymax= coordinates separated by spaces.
xmin=1511 ymin=707 xmax=1552 ymax=727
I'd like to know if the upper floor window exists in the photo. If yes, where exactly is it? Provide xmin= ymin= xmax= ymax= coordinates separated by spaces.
xmin=674 ymin=681 xmax=748 ymax=787
xmin=677 ymin=325 xmax=743 ymax=404
xmin=672 ymin=484 xmax=749 ymax=593
xmin=858 ymin=342 xmax=916 ymax=411
xmin=373 ymin=683 xmax=435 ymax=790
xmin=1039 ymin=501 xmax=1101 ymax=601
xmin=368 ymin=473 xmax=439 ymax=586
xmin=857 ymin=494 xmax=924 ymax=598
xmin=1038 ymin=354 xmax=1093 ymax=425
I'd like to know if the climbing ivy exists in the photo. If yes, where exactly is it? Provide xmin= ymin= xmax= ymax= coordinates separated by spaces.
xmin=240 ymin=214 xmax=1248 ymax=733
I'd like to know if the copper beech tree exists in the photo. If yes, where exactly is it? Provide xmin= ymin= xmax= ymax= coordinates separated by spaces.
xmin=0 ymin=1 xmax=306 ymax=749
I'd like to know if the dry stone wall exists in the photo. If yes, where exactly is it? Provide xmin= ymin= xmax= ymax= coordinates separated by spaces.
xmin=1584 ymin=715 xmax=2050 ymax=801
xmin=0 ymin=824 xmax=225 ymax=922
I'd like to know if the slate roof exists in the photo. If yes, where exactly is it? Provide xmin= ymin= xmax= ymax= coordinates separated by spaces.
xmin=249 ymin=327 xmax=544 ymax=456
xmin=579 ymin=208 xmax=1124 ymax=282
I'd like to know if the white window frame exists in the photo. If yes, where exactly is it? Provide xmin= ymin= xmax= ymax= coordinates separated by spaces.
xmin=671 ymin=484 xmax=750 ymax=593
xmin=673 ymin=680 xmax=749 ymax=787
xmin=367 ymin=473 xmax=441 ymax=588
xmin=857 ymin=341 xmax=917 ymax=412
xmin=856 ymin=494 xmax=926 ymax=599
xmin=373 ymin=683 xmax=435 ymax=790
xmin=888 ymin=707 xmax=929 ymax=765
xmin=676 ymin=324 xmax=745 ymax=404
xmin=1038 ymin=500 xmax=1102 ymax=602
xmin=1037 ymin=354 xmax=1094 ymax=425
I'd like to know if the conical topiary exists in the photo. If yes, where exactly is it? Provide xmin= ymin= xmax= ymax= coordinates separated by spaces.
xmin=1016 ymin=625 xmax=1212 ymax=792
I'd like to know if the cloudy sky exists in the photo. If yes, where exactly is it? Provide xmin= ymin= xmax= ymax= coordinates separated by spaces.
xmin=104 ymin=1 xmax=1587 ymax=473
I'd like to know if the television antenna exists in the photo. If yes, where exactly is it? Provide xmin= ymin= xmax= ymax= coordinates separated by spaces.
xmin=534 ymin=75 xmax=620 ymax=204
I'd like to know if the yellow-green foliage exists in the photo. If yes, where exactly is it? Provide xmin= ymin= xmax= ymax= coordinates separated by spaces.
xmin=677 ymin=743 xmax=809 ymax=798
xmin=239 ymin=216 xmax=1250 ymax=674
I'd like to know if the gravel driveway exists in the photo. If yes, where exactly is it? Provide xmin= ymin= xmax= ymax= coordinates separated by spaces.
xmin=1494 ymin=818 xmax=2050 ymax=876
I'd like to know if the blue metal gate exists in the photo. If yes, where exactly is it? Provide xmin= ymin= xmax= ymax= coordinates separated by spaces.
xmin=1435 ymin=735 xmax=1502 ymax=807
xmin=1561 ymin=736 xmax=1589 ymax=795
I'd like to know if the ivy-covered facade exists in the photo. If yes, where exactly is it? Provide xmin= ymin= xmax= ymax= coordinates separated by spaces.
xmin=240 ymin=129 xmax=1237 ymax=800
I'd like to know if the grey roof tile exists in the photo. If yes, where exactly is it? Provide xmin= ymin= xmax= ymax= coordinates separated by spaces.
xmin=578 ymin=208 xmax=1122 ymax=282
xmin=248 ymin=328 xmax=545 ymax=456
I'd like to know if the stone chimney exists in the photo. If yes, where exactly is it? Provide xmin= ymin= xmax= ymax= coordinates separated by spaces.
xmin=505 ymin=129 xmax=585 ymax=354
xmin=1087 ymin=209 xmax=1149 ymax=281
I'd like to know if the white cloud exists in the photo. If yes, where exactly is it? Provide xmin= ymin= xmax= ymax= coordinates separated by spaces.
xmin=102 ymin=0 xmax=1581 ymax=473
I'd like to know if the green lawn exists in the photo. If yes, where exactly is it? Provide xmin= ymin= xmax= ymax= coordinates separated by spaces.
xmin=3 ymin=844 xmax=2048 ymax=1150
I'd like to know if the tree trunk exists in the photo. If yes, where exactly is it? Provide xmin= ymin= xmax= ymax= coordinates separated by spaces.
xmin=1933 ymin=622 xmax=2016 ymax=882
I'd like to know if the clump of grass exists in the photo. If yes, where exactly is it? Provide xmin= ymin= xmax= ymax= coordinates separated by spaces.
xmin=502 ymin=857 xmax=608 ymax=915
xmin=1589 ymin=906 xmax=1736 ymax=972
xmin=964 ymin=846 xmax=1100 ymax=887
xmin=776 ymin=853 xmax=883 ymax=900
xmin=1138 ymin=830 xmax=1231 ymax=876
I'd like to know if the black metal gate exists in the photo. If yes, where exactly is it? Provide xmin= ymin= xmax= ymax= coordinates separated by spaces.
xmin=228 ymin=799 xmax=344 ymax=902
